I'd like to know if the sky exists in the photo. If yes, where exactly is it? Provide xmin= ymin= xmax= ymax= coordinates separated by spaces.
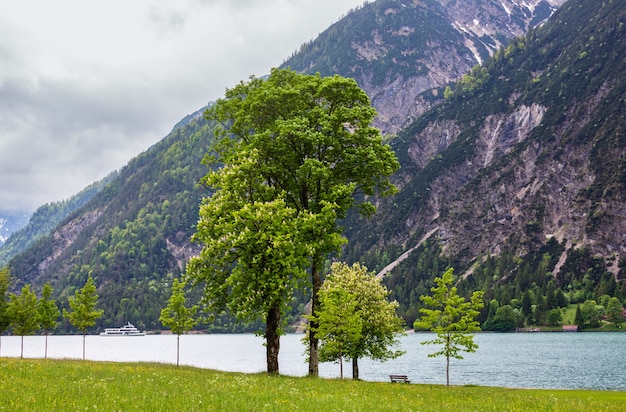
xmin=0 ymin=0 xmax=364 ymax=213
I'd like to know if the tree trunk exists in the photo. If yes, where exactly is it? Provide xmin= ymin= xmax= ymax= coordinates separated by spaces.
xmin=352 ymin=357 xmax=359 ymax=380
xmin=308 ymin=257 xmax=322 ymax=377
xmin=339 ymin=354 xmax=343 ymax=379
xmin=82 ymin=333 xmax=86 ymax=361
xmin=266 ymin=303 xmax=281 ymax=374
xmin=44 ymin=331 xmax=49 ymax=359
xmin=176 ymin=333 xmax=180 ymax=367
xmin=446 ymin=334 xmax=450 ymax=386
xmin=20 ymin=334 xmax=24 ymax=359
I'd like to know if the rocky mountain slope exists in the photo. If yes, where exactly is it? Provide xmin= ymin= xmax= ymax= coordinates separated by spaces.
xmin=343 ymin=0 xmax=626 ymax=323
xmin=282 ymin=0 xmax=565 ymax=135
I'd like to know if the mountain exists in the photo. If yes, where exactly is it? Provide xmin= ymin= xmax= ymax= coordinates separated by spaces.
xmin=282 ymin=0 xmax=565 ymax=135
xmin=0 ymin=173 xmax=117 ymax=267
xmin=0 ymin=212 xmax=30 ymax=245
xmin=6 ymin=115 xmax=215 ymax=331
xmin=342 ymin=0 xmax=626 ymax=325
xmin=12 ymin=0 xmax=622 ymax=333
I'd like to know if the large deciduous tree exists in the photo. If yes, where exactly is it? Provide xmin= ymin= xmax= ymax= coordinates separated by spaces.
xmin=203 ymin=68 xmax=399 ymax=376
xmin=63 ymin=277 xmax=104 ymax=360
xmin=309 ymin=262 xmax=404 ymax=379
xmin=7 ymin=284 xmax=39 ymax=358
xmin=187 ymin=156 xmax=311 ymax=373
xmin=37 ymin=282 xmax=60 ymax=359
xmin=415 ymin=268 xmax=484 ymax=386
xmin=159 ymin=277 xmax=199 ymax=367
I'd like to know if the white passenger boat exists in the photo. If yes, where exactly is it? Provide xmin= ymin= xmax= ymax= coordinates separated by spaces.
xmin=100 ymin=322 xmax=145 ymax=336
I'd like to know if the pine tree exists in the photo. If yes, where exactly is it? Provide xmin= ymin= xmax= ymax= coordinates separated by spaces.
xmin=574 ymin=304 xmax=584 ymax=329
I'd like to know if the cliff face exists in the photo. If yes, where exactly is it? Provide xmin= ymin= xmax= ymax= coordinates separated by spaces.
xmin=284 ymin=0 xmax=566 ymax=135
xmin=345 ymin=0 xmax=626 ymax=291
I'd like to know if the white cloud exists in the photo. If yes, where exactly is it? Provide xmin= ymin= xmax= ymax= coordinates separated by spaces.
xmin=0 ymin=0 xmax=363 ymax=212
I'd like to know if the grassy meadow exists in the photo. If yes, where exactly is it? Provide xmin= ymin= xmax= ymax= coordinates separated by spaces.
xmin=1 ymin=359 xmax=625 ymax=411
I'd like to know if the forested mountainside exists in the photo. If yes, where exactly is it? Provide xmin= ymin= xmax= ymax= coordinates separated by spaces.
xmin=8 ymin=116 xmax=213 ymax=331
xmin=343 ymin=0 xmax=626 ymax=326
xmin=0 ymin=173 xmax=117 ymax=267
xmin=282 ymin=0 xmax=565 ymax=135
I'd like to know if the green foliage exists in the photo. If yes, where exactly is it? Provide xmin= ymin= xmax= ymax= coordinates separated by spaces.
xmin=579 ymin=299 xmax=602 ymax=329
xmin=7 ymin=284 xmax=39 ymax=358
xmin=0 ymin=267 xmax=11 ymax=339
xmin=63 ymin=277 xmax=104 ymax=360
xmin=159 ymin=278 xmax=198 ymax=335
xmin=203 ymin=68 xmax=399 ymax=375
xmin=546 ymin=308 xmax=563 ymax=327
xmin=159 ymin=278 xmax=199 ymax=367
xmin=37 ymin=282 xmax=60 ymax=359
xmin=63 ymin=277 xmax=104 ymax=334
xmin=416 ymin=268 xmax=484 ymax=386
xmin=37 ymin=282 xmax=60 ymax=334
xmin=605 ymin=297 xmax=624 ymax=328
xmin=309 ymin=262 xmax=404 ymax=379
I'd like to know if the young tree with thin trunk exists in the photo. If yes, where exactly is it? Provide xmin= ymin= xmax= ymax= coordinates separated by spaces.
xmin=205 ymin=68 xmax=399 ymax=376
xmin=37 ymin=282 xmax=60 ymax=359
xmin=159 ymin=277 xmax=199 ymax=367
xmin=63 ymin=277 xmax=104 ymax=360
xmin=0 ymin=267 xmax=11 ymax=356
xmin=415 ymin=268 xmax=484 ymax=386
xmin=7 ymin=284 xmax=40 ymax=358
xmin=308 ymin=262 xmax=404 ymax=380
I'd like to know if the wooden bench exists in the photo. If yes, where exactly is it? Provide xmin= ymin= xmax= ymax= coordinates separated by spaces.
xmin=389 ymin=374 xmax=410 ymax=383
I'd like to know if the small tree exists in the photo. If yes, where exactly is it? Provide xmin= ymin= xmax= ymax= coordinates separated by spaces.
xmin=606 ymin=297 xmax=624 ymax=328
xmin=581 ymin=299 xmax=601 ymax=329
xmin=63 ymin=277 xmax=104 ymax=360
xmin=159 ymin=278 xmax=199 ymax=367
xmin=415 ymin=267 xmax=484 ymax=386
xmin=7 ymin=284 xmax=40 ymax=358
xmin=546 ymin=308 xmax=562 ymax=327
xmin=0 ymin=267 xmax=11 ymax=356
xmin=574 ymin=304 xmax=584 ymax=328
xmin=309 ymin=262 xmax=405 ymax=380
xmin=37 ymin=282 xmax=60 ymax=358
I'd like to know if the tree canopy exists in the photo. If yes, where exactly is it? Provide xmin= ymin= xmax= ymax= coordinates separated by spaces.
xmin=160 ymin=277 xmax=199 ymax=367
xmin=37 ymin=282 xmax=60 ymax=359
xmin=309 ymin=262 xmax=404 ymax=379
xmin=415 ymin=268 xmax=484 ymax=386
xmin=7 ymin=284 xmax=39 ymax=358
xmin=63 ymin=277 xmax=104 ymax=360
xmin=203 ymin=68 xmax=399 ymax=375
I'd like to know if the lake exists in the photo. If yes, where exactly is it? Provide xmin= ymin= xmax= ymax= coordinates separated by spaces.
xmin=1 ymin=332 xmax=625 ymax=390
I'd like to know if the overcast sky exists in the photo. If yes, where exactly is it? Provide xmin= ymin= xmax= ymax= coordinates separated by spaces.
xmin=0 ymin=0 xmax=364 ymax=213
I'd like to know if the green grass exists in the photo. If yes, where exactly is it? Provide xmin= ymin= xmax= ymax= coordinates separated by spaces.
xmin=1 ymin=359 xmax=625 ymax=411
